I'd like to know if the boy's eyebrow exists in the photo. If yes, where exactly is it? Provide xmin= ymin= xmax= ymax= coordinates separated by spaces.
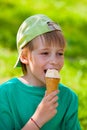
xmin=57 ymin=49 xmax=64 ymax=51
xmin=38 ymin=48 xmax=64 ymax=51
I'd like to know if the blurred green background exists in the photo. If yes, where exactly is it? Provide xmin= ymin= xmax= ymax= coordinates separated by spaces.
xmin=0 ymin=0 xmax=87 ymax=129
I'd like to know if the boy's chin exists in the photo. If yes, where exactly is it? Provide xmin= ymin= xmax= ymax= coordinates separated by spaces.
xmin=40 ymin=80 xmax=46 ymax=87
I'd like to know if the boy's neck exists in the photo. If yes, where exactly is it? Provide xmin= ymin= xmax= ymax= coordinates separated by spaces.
xmin=19 ymin=75 xmax=45 ymax=87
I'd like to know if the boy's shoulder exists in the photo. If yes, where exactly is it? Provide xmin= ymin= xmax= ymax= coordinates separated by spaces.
xmin=58 ymin=83 xmax=79 ymax=111
xmin=0 ymin=78 xmax=18 ymax=90
xmin=59 ymin=83 xmax=77 ymax=94
xmin=59 ymin=83 xmax=78 ymax=101
xmin=0 ymin=78 xmax=18 ymax=100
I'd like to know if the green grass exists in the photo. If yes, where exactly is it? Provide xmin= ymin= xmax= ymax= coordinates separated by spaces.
xmin=0 ymin=47 xmax=87 ymax=129
xmin=0 ymin=47 xmax=22 ymax=83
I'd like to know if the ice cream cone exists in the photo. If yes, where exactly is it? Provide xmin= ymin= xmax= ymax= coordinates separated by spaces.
xmin=45 ymin=69 xmax=60 ymax=94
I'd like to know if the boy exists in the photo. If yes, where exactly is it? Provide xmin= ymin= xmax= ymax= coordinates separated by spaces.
xmin=0 ymin=14 xmax=81 ymax=130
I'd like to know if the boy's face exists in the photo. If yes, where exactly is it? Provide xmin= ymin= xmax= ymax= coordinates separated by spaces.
xmin=26 ymin=37 xmax=64 ymax=86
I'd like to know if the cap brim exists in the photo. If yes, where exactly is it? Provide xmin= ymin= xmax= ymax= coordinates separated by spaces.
xmin=14 ymin=51 xmax=22 ymax=68
xmin=14 ymin=57 xmax=21 ymax=68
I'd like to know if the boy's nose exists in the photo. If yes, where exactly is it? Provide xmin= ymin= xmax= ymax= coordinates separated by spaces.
xmin=49 ymin=55 xmax=58 ymax=65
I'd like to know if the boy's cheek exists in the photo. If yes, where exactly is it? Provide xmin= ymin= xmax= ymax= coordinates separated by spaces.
xmin=58 ymin=63 xmax=64 ymax=71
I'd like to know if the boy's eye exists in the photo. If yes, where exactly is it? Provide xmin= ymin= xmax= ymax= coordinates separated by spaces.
xmin=41 ymin=52 xmax=48 ymax=55
xmin=58 ymin=53 xmax=64 ymax=56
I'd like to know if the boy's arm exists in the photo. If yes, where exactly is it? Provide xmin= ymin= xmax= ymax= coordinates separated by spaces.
xmin=22 ymin=118 xmax=40 ymax=130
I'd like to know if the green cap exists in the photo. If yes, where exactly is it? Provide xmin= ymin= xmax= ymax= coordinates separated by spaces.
xmin=14 ymin=14 xmax=61 ymax=67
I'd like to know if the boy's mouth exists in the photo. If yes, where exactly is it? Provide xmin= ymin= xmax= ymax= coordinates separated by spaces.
xmin=44 ymin=70 xmax=47 ymax=74
xmin=44 ymin=68 xmax=58 ymax=74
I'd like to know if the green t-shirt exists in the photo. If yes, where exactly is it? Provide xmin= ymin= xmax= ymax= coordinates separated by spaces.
xmin=0 ymin=78 xmax=81 ymax=130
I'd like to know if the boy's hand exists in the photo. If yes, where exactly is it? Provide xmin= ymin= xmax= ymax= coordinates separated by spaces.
xmin=32 ymin=90 xmax=59 ymax=128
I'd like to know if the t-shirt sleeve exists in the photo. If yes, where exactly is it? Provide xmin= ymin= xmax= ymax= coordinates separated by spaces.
xmin=0 ymin=87 xmax=14 ymax=130
xmin=64 ymin=92 xmax=81 ymax=130
xmin=0 ymin=105 xmax=14 ymax=129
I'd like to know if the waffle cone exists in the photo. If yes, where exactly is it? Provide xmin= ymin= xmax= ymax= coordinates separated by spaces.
xmin=46 ymin=77 xmax=60 ymax=94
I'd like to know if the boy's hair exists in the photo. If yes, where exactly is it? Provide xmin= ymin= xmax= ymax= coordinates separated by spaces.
xmin=21 ymin=30 xmax=66 ymax=74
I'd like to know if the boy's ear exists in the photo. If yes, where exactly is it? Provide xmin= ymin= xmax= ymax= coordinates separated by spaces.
xmin=19 ymin=48 xmax=29 ymax=65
